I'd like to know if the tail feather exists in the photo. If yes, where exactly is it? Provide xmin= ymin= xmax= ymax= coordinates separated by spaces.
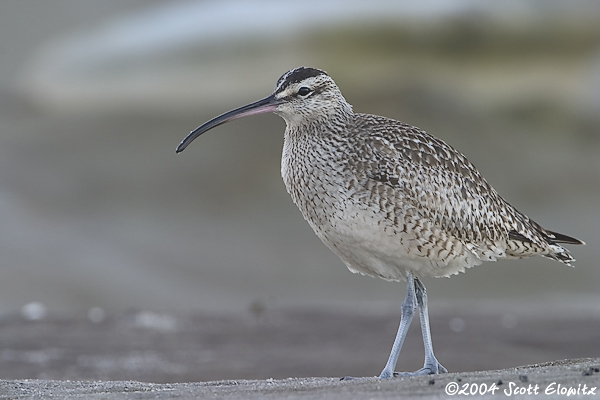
xmin=542 ymin=229 xmax=584 ymax=267
xmin=508 ymin=225 xmax=584 ymax=267
xmin=542 ymin=249 xmax=576 ymax=266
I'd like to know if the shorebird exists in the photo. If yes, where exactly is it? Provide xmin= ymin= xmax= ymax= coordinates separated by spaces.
xmin=176 ymin=67 xmax=584 ymax=378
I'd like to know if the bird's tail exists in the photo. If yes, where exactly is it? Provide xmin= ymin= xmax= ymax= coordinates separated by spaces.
xmin=541 ymin=230 xmax=585 ymax=267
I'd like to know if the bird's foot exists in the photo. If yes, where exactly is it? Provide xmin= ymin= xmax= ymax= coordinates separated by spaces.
xmin=393 ymin=361 xmax=447 ymax=377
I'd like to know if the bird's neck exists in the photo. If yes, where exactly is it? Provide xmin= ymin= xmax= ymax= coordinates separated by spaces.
xmin=284 ymin=102 xmax=354 ymax=139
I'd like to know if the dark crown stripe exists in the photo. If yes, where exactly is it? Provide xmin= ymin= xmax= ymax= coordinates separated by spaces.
xmin=276 ymin=67 xmax=327 ymax=92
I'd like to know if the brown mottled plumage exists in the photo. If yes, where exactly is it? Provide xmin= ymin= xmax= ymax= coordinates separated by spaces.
xmin=177 ymin=67 xmax=584 ymax=379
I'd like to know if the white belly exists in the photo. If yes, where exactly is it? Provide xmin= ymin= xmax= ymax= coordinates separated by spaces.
xmin=309 ymin=201 xmax=484 ymax=281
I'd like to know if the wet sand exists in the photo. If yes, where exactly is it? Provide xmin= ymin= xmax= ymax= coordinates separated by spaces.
xmin=0 ymin=307 xmax=598 ymax=398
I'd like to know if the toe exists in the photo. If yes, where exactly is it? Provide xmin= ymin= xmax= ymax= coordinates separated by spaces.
xmin=393 ymin=362 xmax=447 ymax=377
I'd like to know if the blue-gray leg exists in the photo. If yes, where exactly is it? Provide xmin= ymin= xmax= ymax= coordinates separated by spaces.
xmin=379 ymin=272 xmax=417 ymax=378
xmin=406 ymin=277 xmax=447 ymax=375
xmin=379 ymin=273 xmax=447 ymax=378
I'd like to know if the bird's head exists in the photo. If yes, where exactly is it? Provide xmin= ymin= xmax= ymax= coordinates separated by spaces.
xmin=176 ymin=67 xmax=352 ymax=153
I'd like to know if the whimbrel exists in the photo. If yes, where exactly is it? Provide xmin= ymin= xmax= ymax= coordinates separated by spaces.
xmin=176 ymin=67 xmax=584 ymax=378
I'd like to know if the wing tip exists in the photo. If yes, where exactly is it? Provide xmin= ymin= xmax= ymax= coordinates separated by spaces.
xmin=545 ymin=230 xmax=585 ymax=246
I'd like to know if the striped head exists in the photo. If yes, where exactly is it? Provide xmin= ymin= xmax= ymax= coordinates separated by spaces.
xmin=176 ymin=67 xmax=352 ymax=153
xmin=271 ymin=67 xmax=352 ymax=125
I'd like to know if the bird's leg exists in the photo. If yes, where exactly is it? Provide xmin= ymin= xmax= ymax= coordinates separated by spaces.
xmin=379 ymin=275 xmax=447 ymax=379
xmin=400 ymin=277 xmax=447 ymax=376
xmin=379 ymin=272 xmax=417 ymax=379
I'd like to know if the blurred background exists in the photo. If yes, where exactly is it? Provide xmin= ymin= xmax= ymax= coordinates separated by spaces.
xmin=0 ymin=0 xmax=598 ymax=322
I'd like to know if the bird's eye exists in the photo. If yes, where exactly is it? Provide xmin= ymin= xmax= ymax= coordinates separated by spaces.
xmin=297 ymin=87 xmax=311 ymax=96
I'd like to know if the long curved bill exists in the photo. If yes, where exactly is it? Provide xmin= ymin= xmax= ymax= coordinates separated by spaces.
xmin=176 ymin=93 xmax=280 ymax=153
